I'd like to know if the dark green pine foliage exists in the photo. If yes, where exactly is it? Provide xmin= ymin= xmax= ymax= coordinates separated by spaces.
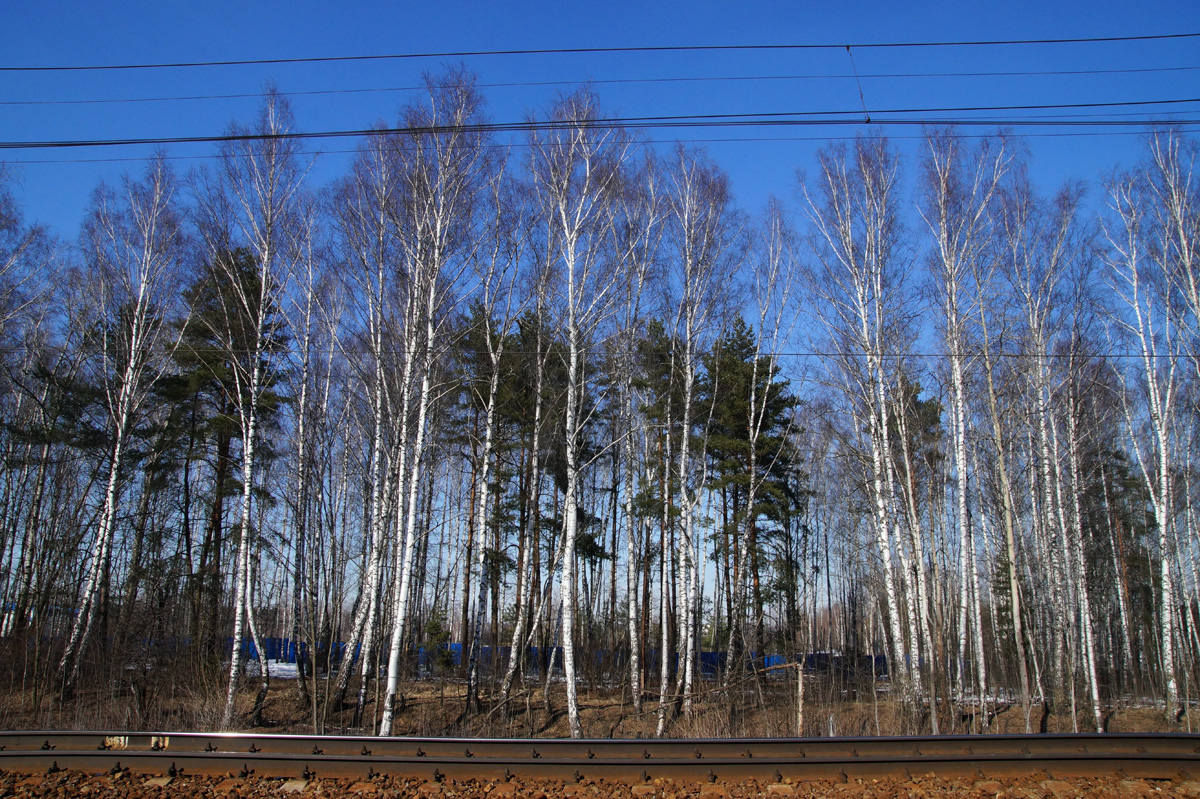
xmin=496 ymin=309 xmax=570 ymax=559
xmin=1079 ymin=446 xmax=1155 ymax=691
xmin=703 ymin=317 xmax=802 ymax=539
xmin=700 ymin=316 xmax=803 ymax=654
xmin=169 ymin=247 xmax=289 ymax=650
xmin=633 ymin=319 xmax=686 ymax=526
xmin=888 ymin=374 xmax=944 ymax=529
xmin=448 ymin=302 xmax=519 ymax=659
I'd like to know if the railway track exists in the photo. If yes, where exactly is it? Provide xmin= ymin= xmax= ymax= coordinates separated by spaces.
xmin=0 ymin=730 xmax=1197 ymax=784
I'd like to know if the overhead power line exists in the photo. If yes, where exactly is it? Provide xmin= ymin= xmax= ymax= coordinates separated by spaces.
xmin=1 ymin=97 xmax=1196 ymax=151
xmin=4 ymin=65 xmax=1195 ymax=109
xmin=12 ymin=127 xmax=1198 ymax=167
xmin=4 ymin=66 xmax=1197 ymax=108
xmin=6 ymin=66 xmax=1199 ymax=108
xmin=2 ymin=32 xmax=1197 ymax=72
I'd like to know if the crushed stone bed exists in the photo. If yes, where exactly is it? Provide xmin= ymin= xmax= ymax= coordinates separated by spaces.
xmin=2 ymin=772 xmax=1199 ymax=798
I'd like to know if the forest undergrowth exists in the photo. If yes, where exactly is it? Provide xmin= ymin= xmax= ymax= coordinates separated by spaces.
xmin=0 ymin=662 xmax=1189 ymax=739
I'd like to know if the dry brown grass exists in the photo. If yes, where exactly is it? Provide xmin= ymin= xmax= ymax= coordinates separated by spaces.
xmin=1 ymin=668 xmax=1193 ymax=738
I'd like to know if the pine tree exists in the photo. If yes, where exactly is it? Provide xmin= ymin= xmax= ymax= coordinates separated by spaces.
xmin=701 ymin=316 xmax=801 ymax=672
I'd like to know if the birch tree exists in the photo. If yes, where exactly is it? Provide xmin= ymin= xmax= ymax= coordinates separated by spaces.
xmin=378 ymin=70 xmax=490 ymax=736
xmin=56 ymin=156 xmax=183 ymax=695
xmin=464 ymin=163 xmax=526 ymax=713
xmin=657 ymin=145 xmax=737 ymax=729
xmin=1000 ymin=174 xmax=1089 ymax=723
xmin=1059 ymin=291 xmax=1106 ymax=732
xmin=968 ymin=179 xmax=1034 ymax=730
xmin=802 ymin=135 xmax=920 ymax=704
xmin=329 ymin=131 xmax=404 ymax=720
xmin=282 ymin=192 xmax=332 ymax=715
xmin=919 ymin=129 xmax=1009 ymax=729
xmin=528 ymin=89 xmax=629 ymax=738
xmin=496 ymin=262 xmax=553 ymax=709
xmin=1106 ymin=155 xmax=1187 ymax=722
xmin=194 ymin=89 xmax=307 ymax=729
xmin=610 ymin=153 xmax=663 ymax=714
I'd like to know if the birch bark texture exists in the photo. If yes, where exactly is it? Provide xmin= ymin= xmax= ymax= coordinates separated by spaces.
xmin=660 ymin=145 xmax=737 ymax=727
xmin=801 ymin=135 xmax=918 ymax=703
xmin=328 ymin=131 xmax=405 ymax=721
xmin=57 ymin=157 xmax=183 ymax=695
xmin=919 ymin=130 xmax=1009 ymax=730
xmin=1105 ymin=150 xmax=1189 ymax=722
xmin=464 ymin=164 xmax=526 ymax=713
xmin=378 ymin=72 xmax=490 ymax=736
xmin=193 ymin=90 xmax=306 ymax=729
xmin=528 ymin=89 xmax=628 ymax=738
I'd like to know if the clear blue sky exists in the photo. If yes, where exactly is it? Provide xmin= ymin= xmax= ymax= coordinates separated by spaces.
xmin=3 ymin=0 xmax=1198 ymax=237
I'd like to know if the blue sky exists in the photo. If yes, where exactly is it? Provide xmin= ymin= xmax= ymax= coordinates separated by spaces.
xmin=3 ymin=0 xmax=1198 ymax=237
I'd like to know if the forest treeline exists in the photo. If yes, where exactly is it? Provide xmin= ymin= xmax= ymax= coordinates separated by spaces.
xmin=0 ymin=68 xmax=1197 ymax=738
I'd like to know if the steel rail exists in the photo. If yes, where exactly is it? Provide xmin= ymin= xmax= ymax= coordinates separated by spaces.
xmin=0 ymin=731 xmax=1197 ymax=783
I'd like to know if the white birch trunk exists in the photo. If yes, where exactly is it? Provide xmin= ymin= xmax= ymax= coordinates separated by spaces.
xmin=801 ymin=137 xmax=912 ymax=702
xmin=623 ymin=379 xmax=643 ymax=713
xmin=466 ymin=365 xmax=501 ymax=708
xmin=1105 ymin=178 xmax=1180 ymax=720
xmin=561 ymin=269 xmax=585 ymax=738
xmin=205 ymin=91 xmax=304 ymax=729
xmin=466 ymin=177 xmax=524 ymax=711
xmin=59 ymin=159 xmax=181 ymax=694
xmin=528 ymin=91 xmax=629 ymax=739
xmin=655 ymin=449 xmax=672 ymax=737
xmin=222 ymin=354 xmax=264 ymax=729
xmin=892 ymin=388 xmax=937 ymax=715
xmin=676 ymin=341 xmax=699 ymax=715
xmin=921 ymin=131 xmax=1008 ymax=729
xmin=978 ymin=308 xmax=1032 ymax=728
xmin=332 ymin=136 xmax=401 ymax=714
xmin=499 ymin=309 xmax=545 ymax=704
xmin=60 ymin=430 xmax=126 ymax=690
xmin=1065 ymin=381 xmax=1103 ymax=731
xmin=378 ymin=308 xmax=436 ymax=736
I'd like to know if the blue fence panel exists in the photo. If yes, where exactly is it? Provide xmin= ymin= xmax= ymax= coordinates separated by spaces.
xmin=699 ymin=651 xmax=725 ymax=677
xmin=209 ymin=637 xmax=892 ymax=681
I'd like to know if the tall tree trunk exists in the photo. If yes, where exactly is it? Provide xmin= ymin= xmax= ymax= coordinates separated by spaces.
xmin=222 ymin=358 xmax=264 ymax=729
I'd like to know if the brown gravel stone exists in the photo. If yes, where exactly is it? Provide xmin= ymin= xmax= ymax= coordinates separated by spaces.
xmin=5 ymin=772 xmax=1200 ymax=799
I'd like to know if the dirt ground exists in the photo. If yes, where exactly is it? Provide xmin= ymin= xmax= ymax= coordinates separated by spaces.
xmin=2 ymin=674 xmax=1193 ymax=739
xmin=221 ymin=675 xmax=1200 ymax=739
